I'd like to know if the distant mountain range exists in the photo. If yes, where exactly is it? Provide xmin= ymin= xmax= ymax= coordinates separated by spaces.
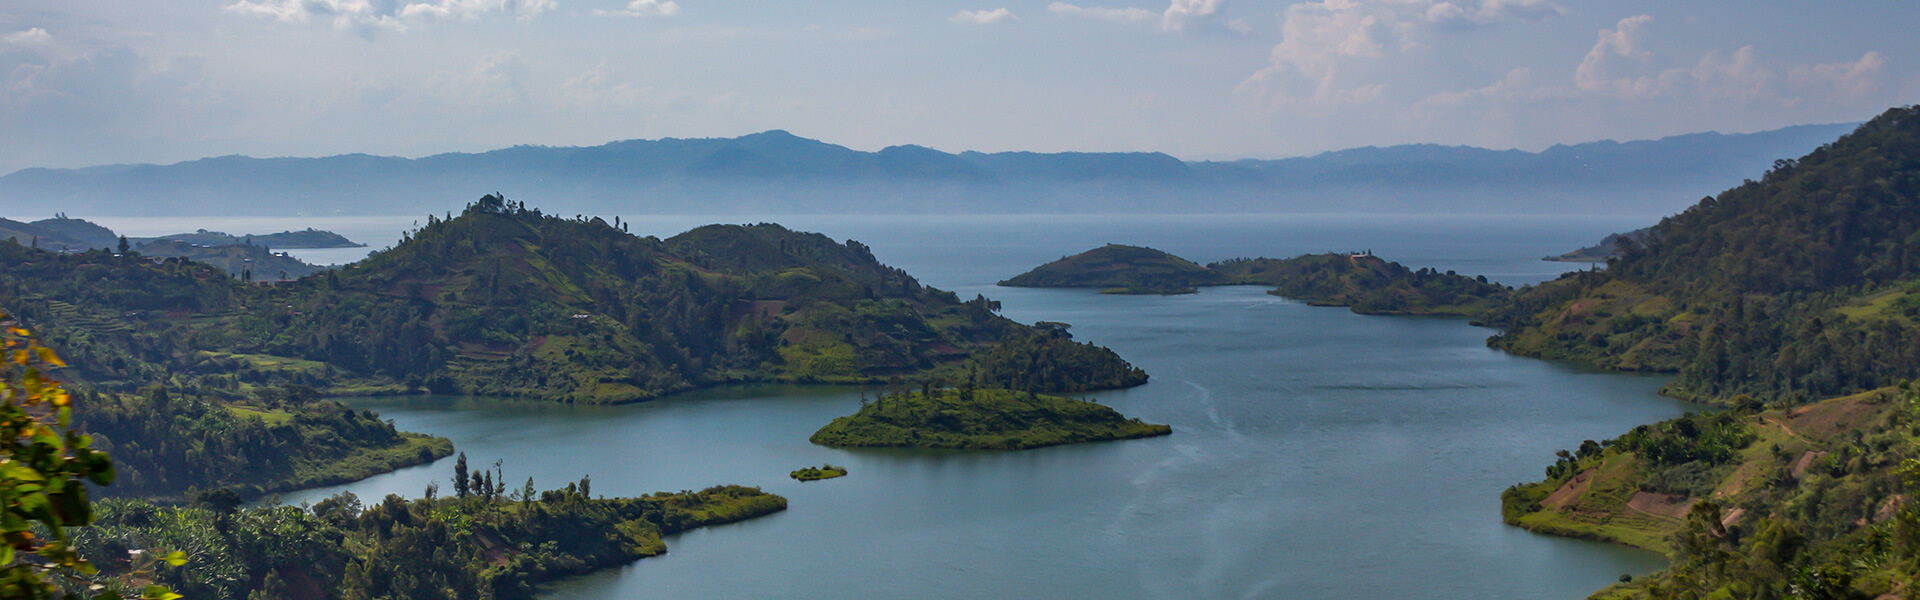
xmin=0 ymin=124 xmax=1857 ymax=217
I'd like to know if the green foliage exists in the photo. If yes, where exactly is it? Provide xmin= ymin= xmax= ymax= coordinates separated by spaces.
xmin=998 ymin=244 xmax=1226 ymax=290
xmin=0 ymin=316 xmax=115 ymax=598
xmin=73 ymin=385 xmax=451 ymax=500
xmin=1214 ymin=254 xmax=1509 ymax=316
xmin=79 ymin=485 xmax=785 ymax=600
xmin=1511 ymin=387 xmax=1920 ymax=599
xmin=788 ymin=465 xmax=848 ymax=481
xmin=1489 ymin=106 xmax=1920 ymax=403
xmin=971 ymin=329 xmax=1149 ymax=393
xmin=0 ymin=197 xmax=1149 ymax=405
xmin=0 ymin=315 xmax=184 ymax=600
xmin=1613 ymin=411 xmax=1757 ymax=468
xmin=811 ymin=387 xmax=1171 ymax=450
xmin=1000 ymin=244 xmax=1509 ymax=316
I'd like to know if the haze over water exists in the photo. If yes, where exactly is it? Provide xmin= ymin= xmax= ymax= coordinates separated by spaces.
xmin=266 ymin=214 xmax=1683 ymax=599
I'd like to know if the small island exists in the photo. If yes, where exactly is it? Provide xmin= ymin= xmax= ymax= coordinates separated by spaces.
xmin=811 ymin=387 xmax=1171 ymax=450
xmin=790 ymin=464 xmax=849 ymax=481
xmin=142 ymin=227 xmax=368 ymax=249
xmin=999 ymin=244 xmax=1224 ymax=294
xmin=1001 ymin=245 xmax=1511 ymax=316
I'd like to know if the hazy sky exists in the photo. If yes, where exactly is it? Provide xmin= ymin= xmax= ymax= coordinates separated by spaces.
xmin=2 ymin=1 xmax=1914 ymax=174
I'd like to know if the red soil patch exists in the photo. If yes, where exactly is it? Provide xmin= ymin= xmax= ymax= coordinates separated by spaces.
xmin=1790 ymin=451 xmax=1831 ymax=480
xmin=1870 ymin=495 xmax=1907 ymax=524
xmin=1626 ymin=491 xmax=1696 ymax=519
xmin=1783 ymin=395 xmax=1884 ymax=439
xmin=1540 ymin=469 xmax=1594 ymax=510
xmin=750 ymin=299 xmax=787 ymax=319
xmin=1720 ymin=507 xmax=1747 ymax=528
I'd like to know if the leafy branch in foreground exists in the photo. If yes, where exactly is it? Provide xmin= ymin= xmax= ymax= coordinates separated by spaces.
xmin=0 ymin=312 xmax=178 ymax=599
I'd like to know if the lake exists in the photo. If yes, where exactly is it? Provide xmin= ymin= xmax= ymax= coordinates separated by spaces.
xmin=227 ymin=213 xmax=1679 ymax=599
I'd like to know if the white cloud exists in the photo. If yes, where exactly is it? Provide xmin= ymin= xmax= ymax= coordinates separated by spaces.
xmin=4 ymin=28 xmax=53 ymax=46
xmin=1160 ymin=0 xmax=1226 ymax=33
xmin=1239 ymin=0 xmax=1567 ymax=105
xmin=1410 ymin=14 xmax=1894 ymax=143
xmin=951 ymin=8 xmax=1018 ymax=25
xmin=1788 ymin=51 xmax=1886 ymax=107
xmin=0 ymin=44 xmax=228 ymax=171
xmin=418 ymin=52 xmax=530 ymax=111
xmin=559 ymin=61 xmax=697 ymax=110
xmin=1049 ymin=0 xmax=1244 ymax=33
xmin=1552 ymin=15 xmax=1886 ymax=108
xmin=1425 ymin=0 xmax=1562 ymax=28
xmin=1572 ymin=14 xmax=1656 ymax=95
xmin=225 ymin=0 xmax=555 ymax=32
xmin=401 ymin=0 xmax=557 ymax=21
xmin=593 ymin=0 xmax=681 ymax=18
xmin=1047 ymin=3 xmax=1156 ymax=23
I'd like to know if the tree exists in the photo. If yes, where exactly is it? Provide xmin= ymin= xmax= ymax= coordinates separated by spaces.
xmin=0 ymin=312 xmax=178 ymax=599
xmin=453 ymin=452 xmax=468 ymax=498
xmin=116 ymin=236 xmax=129 ymax=255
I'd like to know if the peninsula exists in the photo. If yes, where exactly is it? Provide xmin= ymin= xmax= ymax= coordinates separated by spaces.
xmin=1002 ymin=246 xmax=1510 ymax=316
xmin=0 ymin=195 xmax=1148 ymax=405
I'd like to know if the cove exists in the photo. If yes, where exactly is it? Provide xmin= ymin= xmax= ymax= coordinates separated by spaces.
xmin=271 ymin=214 xmax=1685 ymax=599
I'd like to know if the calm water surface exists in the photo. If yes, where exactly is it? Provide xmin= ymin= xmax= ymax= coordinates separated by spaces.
xmin=232 ymin=214 xmax=1678 ymax=599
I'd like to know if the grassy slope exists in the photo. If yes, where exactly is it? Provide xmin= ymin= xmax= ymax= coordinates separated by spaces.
xmin=810 ymin=388 xmax=1171 ymax=450
xmin=1502 ymin=388 xmax=1920 ymax=598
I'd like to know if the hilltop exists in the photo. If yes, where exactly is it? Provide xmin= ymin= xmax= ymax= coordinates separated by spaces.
xmin=1484 ymin=105 xmax=1920 ymax=402
xmin=0 ymin=215 xmax=118 ymax=251
xmin=999 ymin=244 xmax=1224 ymax=294
xmin=0 ymin=195 xmax=1146 ymax=404
xmin=1002 ymin=246 xmax=1509 ymax=316
xmin=1478 ymin=105 xmax=1920 ymax=598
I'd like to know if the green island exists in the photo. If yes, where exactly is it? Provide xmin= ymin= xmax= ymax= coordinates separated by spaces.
xmin=999 ymin=244 xmax=1226 ymax=294
xmin=810 ymin=386 xmax=1171 ymax=450
xmin=1482 ymin=106 xmax=1920 ymax=598
xmin=136 ymin=227 xmax=366 ymax=249
xmin=1001 ymin=244 xmax=1509 ymax=316
xmin=790 ymin=464 xmax=849 ymax=481
xmin=0 ymin=194 xmax=1147 ymax=405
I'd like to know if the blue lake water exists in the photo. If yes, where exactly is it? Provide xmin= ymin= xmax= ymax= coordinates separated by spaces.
xmin=202 ymin=213 xmax=1681 ymax=599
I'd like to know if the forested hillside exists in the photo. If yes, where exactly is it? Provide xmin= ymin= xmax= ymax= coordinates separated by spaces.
xmin=1483 ymin=105 xmax=1920 ymax=599
xmin=78 ymin=485 xmax=785 ymax=600
xmin=0 ymin=195 xmax=1145 ymax=404
xmin=1503 ymin=386 xmax=1919 ymax=600
xmin=1487 ymin=105 xmax=1920 ymax=402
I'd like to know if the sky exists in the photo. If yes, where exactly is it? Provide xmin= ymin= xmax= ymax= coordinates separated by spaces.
xmin=1 ymin=1 xmax=1915 ymax=174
